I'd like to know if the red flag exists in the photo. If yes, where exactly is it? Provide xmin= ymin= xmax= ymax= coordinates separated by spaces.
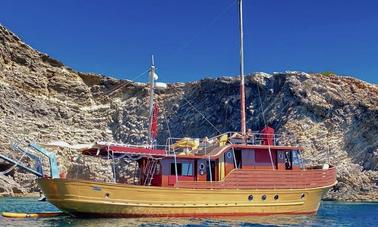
xmin=150 ymin=103 xmax=159 ymax=139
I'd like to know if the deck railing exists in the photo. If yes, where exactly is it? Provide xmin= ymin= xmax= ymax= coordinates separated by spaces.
xmin=94 ymin=131 xmax=299 ymax=157
xmin=174 ymin=166 xmax=337 ymax=189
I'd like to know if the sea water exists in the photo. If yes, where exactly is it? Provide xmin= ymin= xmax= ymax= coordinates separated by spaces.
xmin=0 ymin=197 xmax=377 ymax=226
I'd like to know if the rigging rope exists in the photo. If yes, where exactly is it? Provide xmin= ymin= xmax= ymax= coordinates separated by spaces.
xmin=161 ymin=104 xmax=172 ymax=139
xmin=256 ymin=81 xmax=267 ymax=127
xmin=255 ymin=80 xmax=275 ymax=170
xmin=109 ymin=2 xmax=240 ymax=140
xmin=170 ymin=85 xmax=222 ymax=135
xmin=107 ymin=68 xmax=150 ymax=95
xmin=124 ymin=155 xmax=143 ymax=161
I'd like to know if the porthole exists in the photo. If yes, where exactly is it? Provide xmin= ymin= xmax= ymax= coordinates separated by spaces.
xmin=248 ymin=195 xmax=253 ymax=201
xmin=300 ymin=193 xmax=305 ymax=199
xmin=261 ymin=195 xmax=267 ymax=201
xmin=274 ymin=194 xmax=279 ymax=200
xmin=105 ymin=193 xmax=110 ymax=198
xmin=226 ymin=151 xmax=232 ymax=159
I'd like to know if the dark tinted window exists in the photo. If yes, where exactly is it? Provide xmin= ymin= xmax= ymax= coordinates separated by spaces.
xmin=170 ymin=163 xmax=182 ymax=175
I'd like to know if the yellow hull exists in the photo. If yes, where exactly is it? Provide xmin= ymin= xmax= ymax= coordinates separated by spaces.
xmin=37 ymin=178 xmax=335 ymax=217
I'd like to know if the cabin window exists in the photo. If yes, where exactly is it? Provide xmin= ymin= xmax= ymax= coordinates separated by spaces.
xmin=292 ymin=150 xmax=301 ymax=166
xmin=182 ymin=163 xmax=193 ymax=176
xmin=170 ymin=162 xmax=194 ymax=176
xmin=171 ymin=163 xmax=182 ymax=175
xmin=234 ymin=150 xmax=242 ymax=168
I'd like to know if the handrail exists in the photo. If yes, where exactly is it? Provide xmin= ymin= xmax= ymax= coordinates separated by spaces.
xmin=29 ymin=143 xmax=60 ymax=179
xmin=175 ymin=166 xmax=337 ymax=189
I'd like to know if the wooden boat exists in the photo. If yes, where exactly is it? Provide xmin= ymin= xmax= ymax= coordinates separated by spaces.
xmin=38 ymin=141 xmax=336 ymax=217
xmin=37 ymin=0 xmax=336 ymax=218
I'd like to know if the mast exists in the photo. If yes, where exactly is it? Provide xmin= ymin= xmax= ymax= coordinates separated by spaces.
xmin=239 ymin=0 xmax=247 ymax=135
xmin=148 ymin=55 xmax=157 ymax=145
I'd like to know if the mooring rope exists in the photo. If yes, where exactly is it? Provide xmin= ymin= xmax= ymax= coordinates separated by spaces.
xmin=170 ymin=85 xmax=222 ymax=135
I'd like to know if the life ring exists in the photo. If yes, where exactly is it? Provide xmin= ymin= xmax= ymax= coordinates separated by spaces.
xmin=199 ymin=163 xmax=205 ymax=175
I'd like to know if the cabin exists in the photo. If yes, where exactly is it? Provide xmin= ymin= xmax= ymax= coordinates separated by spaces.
xmin=136 ymin=127 xmax=303 ymax=187
xmin=80 ymin=126 xmax=336 ymax=189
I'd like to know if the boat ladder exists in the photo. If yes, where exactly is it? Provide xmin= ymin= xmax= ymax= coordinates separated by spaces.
xmin=144 ymin=159 xmax=158 ymax=186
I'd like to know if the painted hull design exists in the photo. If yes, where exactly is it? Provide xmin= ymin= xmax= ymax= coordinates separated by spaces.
xmin=37 ymin=178 xmax=336 ymax=217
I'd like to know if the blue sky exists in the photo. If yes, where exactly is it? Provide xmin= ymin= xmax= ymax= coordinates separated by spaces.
xmin=1 ymin=0 xmax=377 ymax=84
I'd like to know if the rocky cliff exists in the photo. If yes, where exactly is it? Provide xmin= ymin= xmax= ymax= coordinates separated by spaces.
xmin=0 ymin=24 xmax=377 ymax=201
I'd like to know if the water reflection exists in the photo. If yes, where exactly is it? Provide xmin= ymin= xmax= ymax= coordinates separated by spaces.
xmin=1 ymin=199 xmax=378 ymax=226
xmin=0 ymin=213 xmax=329 ymax=227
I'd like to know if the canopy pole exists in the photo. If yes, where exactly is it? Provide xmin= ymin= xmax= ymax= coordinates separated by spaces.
xmin=208 ymin=155 xmax=213 ymax=183
xmin=112 ymin=153 xmax=117 ymax=183
xmin=174 ymin=153 xmax=179 ymax=183
xmin=268 ymin=146 xmax=275 ymax=170
xmin=232 ymin=147 xmax=238 ymax=169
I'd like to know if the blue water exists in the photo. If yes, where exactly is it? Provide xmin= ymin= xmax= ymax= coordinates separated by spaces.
xmin=1 ymin=198 xmax=377 ymax=226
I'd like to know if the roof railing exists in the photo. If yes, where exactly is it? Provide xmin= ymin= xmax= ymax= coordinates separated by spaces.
xmin=165 ymin=131 xmax=300 ymax=155
xmin=94 ymin=130 xmax=300 ymax=157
